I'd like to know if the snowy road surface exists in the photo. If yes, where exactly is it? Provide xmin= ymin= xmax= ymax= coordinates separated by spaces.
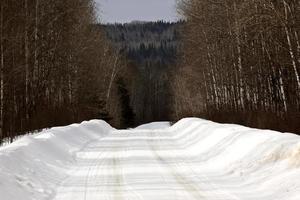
xmin=1 ymin=118 xmax=300 ymax=200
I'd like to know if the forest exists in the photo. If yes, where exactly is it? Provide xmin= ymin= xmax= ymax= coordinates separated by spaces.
xmin=173 ymin=0 xmax=300 ymax=133
xmin=1 ymin=0 xmax=300 ymax=144
xmin=0 ymin=0 xmax=128 ymax=143
xmin=0 ymin=1 xmax=181 ymax=143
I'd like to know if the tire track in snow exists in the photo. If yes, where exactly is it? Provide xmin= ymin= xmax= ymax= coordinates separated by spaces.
xmin=78 ymin=136 xmax=110 ymax=200
xmin=148 ymin=131 xmax=240 ymax=200
xmin=83 ymin=150 xmax=106 ymax=200
xmin=112 ymin=156 xmax=124 ymax=200
xmin=53 ymin=136 xmax=109 ymax=200
xmin=147 ymin=135 xmax=204 ymax=200
xmin=49 ymin=138 xmax=104 ymax=200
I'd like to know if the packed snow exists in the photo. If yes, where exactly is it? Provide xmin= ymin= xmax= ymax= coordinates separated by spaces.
xmin=1 ymin=118 xmax=300 ymax=200
xmin=135 ymin=121 xmax=171 ymax=130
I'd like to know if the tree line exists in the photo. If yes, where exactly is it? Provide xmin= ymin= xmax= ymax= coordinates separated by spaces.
xmin=173 ymin=0 xmax=300 ymax=133
xmin=3 ymin=0 xmax=298 ymax=143
xmin=0 ymin=0 xmax=127 ymax=143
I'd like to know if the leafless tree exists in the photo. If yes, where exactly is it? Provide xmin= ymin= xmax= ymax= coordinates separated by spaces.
xmin=173 ymin=0 xmax=300 ymax=132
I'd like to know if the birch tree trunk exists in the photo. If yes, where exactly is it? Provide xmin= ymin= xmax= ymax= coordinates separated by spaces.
xmin=233 ymin=1 xmax=245 ymax=110
xmin=0 ymin=3 xmax=4 ymax=139
xmin=278 ymin=68 xmax=288 ymax=112
xmin=24 ymin=0 xmax=30 ymax=120
xmin=106 ymin=54 xmax=119 ymax=103
xmin=33 ymin=0 xmax=39 ymax=97
xmin=283 ymin=0 xmax=300 ymax=92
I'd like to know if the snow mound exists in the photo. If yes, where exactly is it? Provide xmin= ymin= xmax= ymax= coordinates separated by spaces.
xmin=0 ymin=120 xmax=113 ymax=200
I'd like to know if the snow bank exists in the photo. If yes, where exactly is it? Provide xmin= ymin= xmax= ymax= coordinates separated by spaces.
xmin=167 ymin=118 xmax=300 ymax=199
xmin=0 ymin=120 xmax=113 ymax=200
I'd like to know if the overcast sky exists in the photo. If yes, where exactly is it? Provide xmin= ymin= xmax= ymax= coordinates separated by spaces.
xmin=95 ymin=0 xmax=178 ymax=23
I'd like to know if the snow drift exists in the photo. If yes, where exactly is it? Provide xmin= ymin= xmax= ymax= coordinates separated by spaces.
xmin=0 ymin=120 xmax=113 ymax=200
xmin=1 ymin=118 xmax=300 ymax=200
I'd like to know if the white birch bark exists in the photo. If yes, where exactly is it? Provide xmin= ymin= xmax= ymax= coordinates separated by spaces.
xmin=106 ymin=54 xmax=119 ymax=103
xmin=278 ymin=68 xmax=288 ymax=112
xmin=233 ymin=1 xmax=245 ymax=110
xmin=283 ymin=0 xmax=300 ymax=92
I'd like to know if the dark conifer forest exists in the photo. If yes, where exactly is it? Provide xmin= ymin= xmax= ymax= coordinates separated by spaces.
xmin=101 ymin=21 xmax=181 ymax=126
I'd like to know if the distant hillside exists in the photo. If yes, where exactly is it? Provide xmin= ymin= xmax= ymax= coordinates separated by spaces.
xmin=99 ymin=21 xmax=182 ymax=125
xmin=101 ymin=21 xmax=182 ymax=65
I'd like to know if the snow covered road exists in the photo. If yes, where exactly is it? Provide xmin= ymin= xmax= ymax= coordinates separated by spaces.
xmin=1 ymin=118 xmax=300 ymax=200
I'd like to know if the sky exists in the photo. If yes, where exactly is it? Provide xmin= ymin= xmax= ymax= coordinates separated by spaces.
xmin=95 ymin=0 xmax=178 ymax=24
